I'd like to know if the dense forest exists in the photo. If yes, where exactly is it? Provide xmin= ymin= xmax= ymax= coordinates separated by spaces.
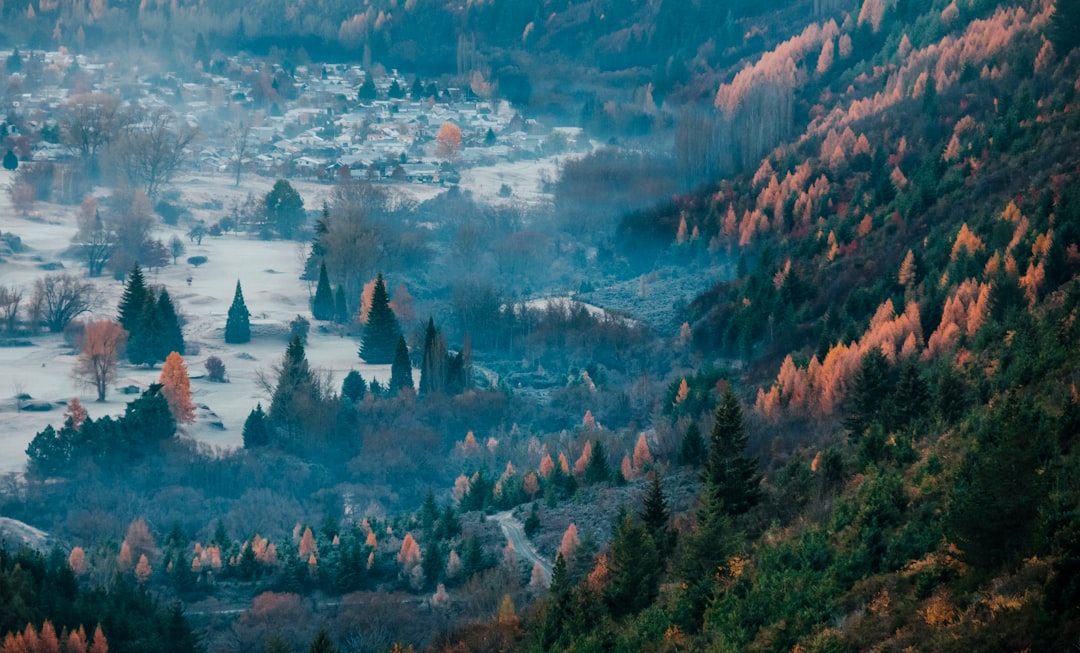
xmin=3 ymin=0 xmax=1080 ymax=651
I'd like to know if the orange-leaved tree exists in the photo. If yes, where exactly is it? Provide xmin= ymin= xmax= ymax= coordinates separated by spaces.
xmin=75 ymin=320 xmax=127 ymax=402
xmin=158 ymin=352 xmax=195 ymax=424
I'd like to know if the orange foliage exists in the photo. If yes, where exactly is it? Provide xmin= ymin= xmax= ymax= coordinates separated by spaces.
xmin=538 ymin=454 xmax=554 ymax=478
xmin=68 ymin=547 xmax=88 ymax=576
xmin=523 ymin=471 xmax=540 ymax=497
xmin=621 ymin=455 xmax=633 ymax=481
xmin=298 ymin=526 xmax=317 ymax=560
xmin=574 ymin=441 xmax=592 ymax=475
xmin=587 ymin=553 xmax=610 ymax=592
xmin=898 ymin=249 xmax=917 ymax=286
xmin=158 ymin=352 xmax=195 ymax=424
xmin=559 ymin=523 xmax=579 ymax=558
xmin=134 ymin=555 xmax=151 ymax=584
xmin=398 ymin=533 xmax=421 ymax=569
xmin=582 ymin=410 xmax=595 ymax=429
xmin=632 ymin=433 xmax=652 ymax=471
xmin=558 ymin=453 xmax=570 ymax=474
xmin=65 ymin=398 xmax=88 ymax=431
xmin=89 ymin=625 xmax=107 ymax=653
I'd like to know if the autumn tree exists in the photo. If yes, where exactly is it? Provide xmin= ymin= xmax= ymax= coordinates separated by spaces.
xmin=225 ymin=281 xmax=251 ymax=344
xmin=75 ymin=319 xmax=127 ymax=402
xmin=359 ymin=273 xmax=401 ymax=364
xmin=33 ymin=274 xmax=96 ymax=333
xmin=436 ymin=122 xmax=463 ymax=163
xmin=312 ymin=262 xmax=334 ymax=321
xmin=159 ymin=352 xmax=196 ymax=424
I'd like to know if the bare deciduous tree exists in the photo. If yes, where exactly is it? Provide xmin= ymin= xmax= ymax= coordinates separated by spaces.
xmin=0 ymin=285 xmax=22 ymax=334
xmin=231 ymin=121 xmax=251 ymax=187
xmin=72 ymin=197 xmax=115 ymax=277
xmin=74 ymin=319 xmax=127 ymax=402
xmin=113 ymin=108 xmax=199 ymax=199
xmin=59 ymin=92 xmax=131 ymax=166
xmin=33 ymin=273 xmax=97 ymax=333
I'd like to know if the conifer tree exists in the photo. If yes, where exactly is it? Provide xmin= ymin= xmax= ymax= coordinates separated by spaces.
xmin=359 ymin=273 xmax=400 ymax=363
xmin=269 ymin=336 xmax=318 ymax=441
xmin=333 ymin=285 xmax=348 ymax=324
xmin=312 ymin=262 xmax=334 ymax=320
xmin=157 ymin=288 xmax=185 ymax=356
xmin=159 ymin=352 xmax=196 ymax=424
xmin=585 ymin=440 xmax=611 ymax=484
xmin=118 ymin=264 xmax=149 ymax=333
xmin=129 ymin=292 xmax=165 ymax=366
xmin=679 ymin=422 xmax=707 ymax=466
xmin=640 ymin=472 xmax=670 ymax=534
xmin=225 ymin=280 xmax=251 ymax=344
xmin=389 ymin=335 xmax=414 ymax=393
xmin=845 ymin=346 xmax=893 ymax=437
xmin=308 ymin=629 xmax=340 ymax=653
xmin=703 ymin=387 xmax=762 ymax=517
xmin=123 ymin=383 xmax=176 ymax=441
xmin=419 ymin=317 xmax=446 ymax=395
xmin=341 ymin=370 xmax=366 ymax=402
xmin=604 ymin=513 xmax=661 ymax=617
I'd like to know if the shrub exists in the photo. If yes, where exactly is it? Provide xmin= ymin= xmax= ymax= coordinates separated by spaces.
xmin=289 ymin=315 xmax=310 ymax=344
xmin=187 ymin=256 xmax=208 ymax=267
xmin=204 ymin=356 xmax=227 ymax=382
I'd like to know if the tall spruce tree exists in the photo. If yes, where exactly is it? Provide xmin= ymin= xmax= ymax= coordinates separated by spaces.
xmin=359 ymin=273 xmax=400 ymax=364
xmin=118 ymin=264 xmax=149 ymax=333
xmin=845 ymin=346 xmax=893 ymax=438
xmin=269 ymin=336 xmax=318 ymax=442
xmin=225 ymin=280 xmax=251 ymax=344
xmin=333 ymin=285 xmax=348 ymax=324
xmin=341 ymin=370 xmax=366 ymax=402
xmin=419 ymin=317 xmax=446 ymax=395
xmin=129 ymin=293 xmax=165 ymax=366
xmin=157 ymin=289 xmax=185 ymax=357
xmin=704 ymin=387 xmax=762 ymax=517
xmin=243 ymin=403 xmax=270 ymax=448
xmin=389 ymin=335 xmax=414 ymax=393
xmin=312 ymin=262 xmax=334 ymax=320
xmin=604 ymin=512 xmax=661 ymax=617
xmin=123 ymin=383 xmax=176 ymax=442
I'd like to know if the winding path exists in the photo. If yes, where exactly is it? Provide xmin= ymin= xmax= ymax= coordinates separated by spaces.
xmin=491 ymin=510 xmax=552 ymax=584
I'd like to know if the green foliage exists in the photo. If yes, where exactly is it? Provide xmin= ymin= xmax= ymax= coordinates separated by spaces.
xmin=243 ymin=403 xmax=269 ymax=448
xmin=225 ymin=280 xmax=251 ymax=344
xmin=117 ymin=264 xmax=148 ymax=334
xmin=389 ymin=335 xmax=414 ymax=393
xmin=157 ymin=289 xmax=185 ymax=357
xmin=333 ymin=285 xmax=349 ymax=324
xmin=844 ymin=347 xmax=894 ymax=440
xmin=585 ymin=440 xmax=611 ymax=484
xmin=678 ymin=422 xmax=707 ymax=466
xmin=604 ymin=513 xmax=661 ymax=618
xmin=703 ymin=387 xmax=762 ymax=518
xmin=265 ymin=179 xmax=305 ymax=239
xmin=359 ymin=273 xmax=401 ymax=364
xmin=123 ymin=383 xmax=177 ymax=442
xmin=341 ymin=370 xmax=366 ymax=402
xmin=312 ymin=262 xmax=334 ymax=321
xmin=3 ymin=149 xmax=18 ymax=171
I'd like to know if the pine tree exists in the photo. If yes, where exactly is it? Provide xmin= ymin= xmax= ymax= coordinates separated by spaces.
xmin=123 ymin=383 xmax=177 ymax=442
xmin=308 ymin=628 xmax=340 ymax=653
xmin=679 ymin=422 xmax=707 ymax=466
xmin=225 ymin=280 xmax=251 ymax=344
xmin=603 ymin=513 xmax=661 ymax=617
xmin=333 ymin=285 xmax=349 ymax=324
xmin=312 ymin=262 xmax=334 ymax=320
xmin=359 ymin=273 xmax=401 ymax=363
xmin=341 ymin=370 xmax=367 ymax=402
xmin=585 ymin=440 xmax=611 ymax=484
xmin=640 ymin=472 xmax=670 ymax=534
xmin=844 ymin=346 xmax=893 ymax=438
xmin=892 ymin=358 xmax=928 ymax=430
xmin=389 ymin=335 xmax=414 ymax=393
xmin=117 ymin=264 xmax=148 ymax=333
xmin=158 ymin=352 xmax=196 ymax=424
xmin=157 ymin=288 xmax=185 ymax=356
xmin=703 ymin=387 xmax=762 ymax=517
xmin=269 ymin=336 xmax=318 ymax=442
xmin=419 ymin=317 xmax=446 ymax=395
xmin=129 ymin=292 xmax=165 ymax=366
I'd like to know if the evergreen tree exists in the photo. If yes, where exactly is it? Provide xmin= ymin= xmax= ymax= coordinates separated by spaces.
xmin=845 ymin=346 xmax=893 ymax=437
xmin=123 ymin=383 xmax=177 ymax=442
xmin=604 ymin=513 xmax=661 ymax=617
xmin=679 ymin=422 xmax=707 ymax=466
xmin=341 ymin=370 xmax=367 ymax=402
xmin=703 ymin=387 xmax=762 ymax=517
xmin=225 ymin=280 xmax=251 ymax=344
xmin=1050 ymin=0 xmax=1080 ymax=55
xmin=118 ymin=264 xmax=149 ymax=333
xmin=640 ymin=472 xmax=670 ymax=534
xmin=2 ymin=149 xmax=17 ymax=171
xmin=892 ymin=358 xmax=929 ymax=429
xmin=359 ymin=273 xmax=401 ymax=364
xmin=129 ymin=292 xmax=165 ymax=366
xmin=585 ymin=440 xmax=611 ymax=484
xmin=243 ymin=403 xmax=270 ymax=448
xmin=333 ymin=285 xmax=349 ymax=324
xmin=269 ymin=336 xmax=318 ymax=437
xmin=421 ymin=536 xmax=443 ymax=589
xmin=265 ymin=179 xmax=305 ymax=239
xmin=419 ymin=317 xmax=446 ymax=395
xmin=157 ymin=289 xmax=185 ymax=357
xmin=312 ymin=262 xmax=334 ymax=320
xmin=308 ymin=629 xmax=340 ymax=653
xmin=390 ymin=335 xmax=414 ymax=393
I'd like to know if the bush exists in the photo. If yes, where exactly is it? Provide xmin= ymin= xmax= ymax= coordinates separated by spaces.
xmin=205 ymin=356 xmax=227 ymax=382
xmin=187 ymin=256 xmax=208 ymax=267
xmin=289 ymin=315 xmax=310 ymax=344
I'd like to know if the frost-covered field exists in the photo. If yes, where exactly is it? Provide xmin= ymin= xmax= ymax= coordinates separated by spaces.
xmin=0 ymin=153 xmax=567 ymax=474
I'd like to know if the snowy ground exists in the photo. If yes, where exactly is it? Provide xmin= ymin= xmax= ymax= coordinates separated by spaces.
xmin=0 ymin=152 xmax=568 ymax=474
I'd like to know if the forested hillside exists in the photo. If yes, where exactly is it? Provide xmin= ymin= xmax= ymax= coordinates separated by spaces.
xmin=2 ymin=0 xmax=1080 ymax=651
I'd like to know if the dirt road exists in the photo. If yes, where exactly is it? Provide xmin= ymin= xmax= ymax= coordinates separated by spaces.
xmin=491 ymin=510 xmax=552 ymax=584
